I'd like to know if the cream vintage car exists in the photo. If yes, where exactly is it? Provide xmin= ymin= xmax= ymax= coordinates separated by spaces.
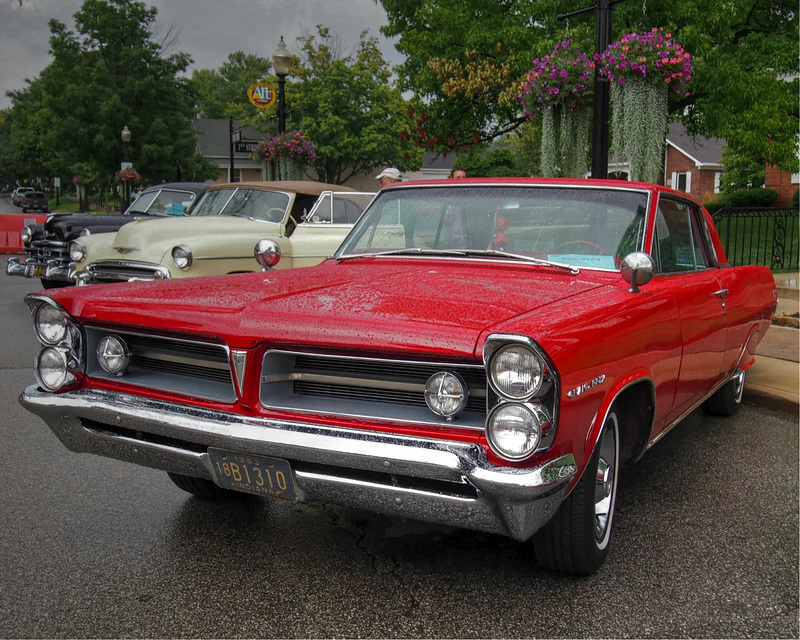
xmin=68 ymin=181 xmax=375 ymax=284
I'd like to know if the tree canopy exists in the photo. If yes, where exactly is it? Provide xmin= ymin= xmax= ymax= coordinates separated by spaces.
xmin=6 ymin=0 xmax=217 ymax=190
xmin=283 ymin=26 xmax=423 ymax=184
xmin=379 ymin=0 xmax=799 ymax=185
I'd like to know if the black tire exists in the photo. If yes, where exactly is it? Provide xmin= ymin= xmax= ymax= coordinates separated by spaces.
xmin=533 ymin=406 xmax=620 ymax=575
xmin=702 ymin=369 xmax=745 ymax=417
xmin=167 ymin=471 xmax=245 ymax=500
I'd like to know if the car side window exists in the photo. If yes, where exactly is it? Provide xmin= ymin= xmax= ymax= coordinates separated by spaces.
xmin=652 ymin=199 xmax=713 ymax=273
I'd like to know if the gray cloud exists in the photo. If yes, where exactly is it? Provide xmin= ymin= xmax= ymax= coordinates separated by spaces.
xmin=0 ymin=0 xmax=402 ymax=110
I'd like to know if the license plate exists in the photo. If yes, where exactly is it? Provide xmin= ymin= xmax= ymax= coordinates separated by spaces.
xmin=33 ymin=266 xmax=46 ymax=278
xmin=208 ymin=449 xmax=297 ymax=501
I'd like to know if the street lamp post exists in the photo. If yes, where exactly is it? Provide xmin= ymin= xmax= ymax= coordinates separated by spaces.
xmin=272 ymin=36 xmax=291 ymax=135
xmin=120 ymin=125 xmax=132 ymax=209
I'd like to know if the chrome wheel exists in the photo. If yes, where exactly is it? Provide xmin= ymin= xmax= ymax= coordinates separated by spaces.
xmin=594 ymin=414 xmax=619 ymax=548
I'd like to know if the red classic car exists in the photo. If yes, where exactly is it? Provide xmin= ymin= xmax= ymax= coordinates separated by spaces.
xmin=19 ymin=178 xmax=777 ymax=574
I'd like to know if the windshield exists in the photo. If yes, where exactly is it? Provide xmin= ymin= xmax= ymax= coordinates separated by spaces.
xmin=335 ymin=185 xmax=648 ymax=270
xmin=192 ymin=188 xmax=291 ymax=222
xmin=125 ymin=189 xmax=199 ymax=216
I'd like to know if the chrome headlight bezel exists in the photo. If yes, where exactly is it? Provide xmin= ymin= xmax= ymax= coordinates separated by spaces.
xmin=68 ymin=240 xmax=86 ymax=263
xmin=21 ymin=226 xmax=33 ymax=244
xmin=172 ymin=244 xmax=193 ymax=270
xmin=483 ymin=334 xmax=560 ymax=461
xmin=28 ymin=297 xmax=84 ymax=392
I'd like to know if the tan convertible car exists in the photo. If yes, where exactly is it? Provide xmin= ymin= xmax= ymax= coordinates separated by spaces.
xmin=68 ymin=181 xmax=375 ymax=284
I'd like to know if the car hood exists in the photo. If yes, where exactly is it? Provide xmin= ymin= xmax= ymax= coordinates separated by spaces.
xmin=51 ymin=258 xmax=615 ymax=357
xmin=106 ymin=215 xmax=281 ymax=257
xmin=46 ymin=213 xmax=148 ymax=239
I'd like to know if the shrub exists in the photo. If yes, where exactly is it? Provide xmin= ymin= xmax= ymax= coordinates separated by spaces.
xmin=719 ymin=188 xmax=778 ymax=208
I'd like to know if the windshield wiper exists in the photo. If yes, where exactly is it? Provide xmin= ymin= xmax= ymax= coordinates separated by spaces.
xmin=335 ymin=247 xmax=580 ymax=273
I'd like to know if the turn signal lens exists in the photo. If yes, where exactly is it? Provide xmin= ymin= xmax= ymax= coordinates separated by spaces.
xmin=424 ymin=371 xmax=468 ymax=420
xmin=96 ymin=335 xmax=130 ymax=376
xmin=486 ymin=403 xmax=542 ymax=460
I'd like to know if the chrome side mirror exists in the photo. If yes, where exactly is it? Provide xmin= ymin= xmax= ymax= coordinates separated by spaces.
xmin=254 ymin=239 xmax=281 ymax=270
xmin=620 ymin=252 xmax=655 ymax=293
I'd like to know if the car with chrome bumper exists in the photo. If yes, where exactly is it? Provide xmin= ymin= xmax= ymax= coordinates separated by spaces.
xmin=18 ymin=178 xmax=776 ymax=574
xmin=6 ymin=182 xmax=209 ymax=289
xmin=68 ymin=181 xmax=374 ymax=284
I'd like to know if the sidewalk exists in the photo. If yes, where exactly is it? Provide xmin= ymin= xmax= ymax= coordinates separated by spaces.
xmin=743 ymin=273 xmax=799 ymax=415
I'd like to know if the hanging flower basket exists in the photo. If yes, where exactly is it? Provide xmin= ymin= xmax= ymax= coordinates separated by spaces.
xmin=114 ymin=167 xmax=141 ymax=184
xmin=518 ymin=39 xmax=594 ymax=177
xmin=595 ymin=28 xmax=693 ymax=183
xmin=252 ymin=130 xmax=317 ymax=181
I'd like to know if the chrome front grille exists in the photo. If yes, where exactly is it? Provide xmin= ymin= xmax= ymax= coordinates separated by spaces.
xmin=28 ymin=237 xmax=68 ymax=264
xmin=84 ymin=328 xmax=236 ymax=402
xmin=83 ymin=261 xmax=170 ymax=284
xmin=261 ymin=350 xmax=487 ymax=429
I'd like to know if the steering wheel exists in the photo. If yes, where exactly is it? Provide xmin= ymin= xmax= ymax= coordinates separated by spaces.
xmin=264 ymin=207 xmax=285 ymax=222
xmin=553 ymin=240 xmax=611 ymax=255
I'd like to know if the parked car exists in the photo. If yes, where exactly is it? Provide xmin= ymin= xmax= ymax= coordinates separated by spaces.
xmin=20 ymin=191 xmax=49 ymax=213
xmin=12 ymin=186 xmax=34 ymax=206
xmin=6 ymin=182 xmax=209 ymax=289
xmin=68 ymin=181 xmax=375 ymax=285
xmin=18 ymin=178 xmax=776 ymax=575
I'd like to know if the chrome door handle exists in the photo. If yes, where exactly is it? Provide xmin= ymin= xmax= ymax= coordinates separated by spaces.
xmin=713 ymin=289 xmax=729 ymax=298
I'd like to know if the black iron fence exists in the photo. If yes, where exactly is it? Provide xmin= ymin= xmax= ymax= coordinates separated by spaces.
xmin=711 ymin=207 xmax=799 ymax=271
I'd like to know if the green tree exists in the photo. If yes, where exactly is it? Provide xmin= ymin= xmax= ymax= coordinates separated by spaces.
xmin=379 ymin=0 xmax=799 ymax=178
xmin=6 ymin=0 xmax=217 ymax=195
xmin=283 ymin=26 xmax=424 ymax=184
xmin=189 ymin=51 xmax=273 ymax=121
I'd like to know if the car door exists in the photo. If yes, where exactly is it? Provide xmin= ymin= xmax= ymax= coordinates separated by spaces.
xmin=649 ymin=197 xmax=730 ymax=421
xmin=289 ymin=192 xmax=376 ymax=268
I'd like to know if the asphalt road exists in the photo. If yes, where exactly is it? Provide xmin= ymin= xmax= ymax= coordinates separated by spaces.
xmin=0 ymin=267 xmax=797 ymax=639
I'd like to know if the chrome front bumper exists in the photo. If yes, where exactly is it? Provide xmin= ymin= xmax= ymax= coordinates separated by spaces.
xmin=20 ymin=385 xmax=577 ymax=541
xmin=6 ymin=256 xmax=70 ymax=282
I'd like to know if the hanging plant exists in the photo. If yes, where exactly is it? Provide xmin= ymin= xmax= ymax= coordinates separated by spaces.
xmin=519 ymin=39 xmax=594 ymax=177
xmin=596 ymin=28 xmax=693 ymax=183
xmin=252 ymin=130 xmax=317 ymax=181
xmin=114 ymin=167 xmax=141 ymax=184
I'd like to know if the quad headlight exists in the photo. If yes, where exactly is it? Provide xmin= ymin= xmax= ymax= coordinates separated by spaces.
xmin=33 ymin=302 xmax=70 ymax=345
xmin=486 ymin=403 xmax=549 ymax=460
xmin=28 ymin=298 xmax=82 ymax=392
xmin=34 ymin=347 xmax=74 ymax=391
xmin=172 ymin=244 xmax=193 ymax=270
xmin=488 ymin=343 xmax=544 ymax=400
xmin=483 ymin=335 xmax=558 ymax=461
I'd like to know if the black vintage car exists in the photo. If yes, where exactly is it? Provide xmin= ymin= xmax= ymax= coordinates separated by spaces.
xmin=6 ymin=182 xmax=209 ymax=288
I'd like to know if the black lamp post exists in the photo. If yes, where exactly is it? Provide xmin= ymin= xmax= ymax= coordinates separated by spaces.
xmin=121 ymin=125 xmax=132 ymax=209
xmin=272 ymin=36 xmax=291 ymax=134
xmin=558 ymin=0 xmax=625 ymax=179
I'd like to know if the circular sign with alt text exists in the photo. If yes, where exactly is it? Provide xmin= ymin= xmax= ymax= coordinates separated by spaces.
xmin=248 ymin=82 xmax=277 ymax=109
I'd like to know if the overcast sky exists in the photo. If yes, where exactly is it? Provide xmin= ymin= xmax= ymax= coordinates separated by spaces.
xmin=0 ymin=0 xmax=403 ymax=110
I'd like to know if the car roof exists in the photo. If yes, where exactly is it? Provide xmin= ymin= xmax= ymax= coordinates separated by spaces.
xmin=207 ymin=180 xmax=355 ymax=196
